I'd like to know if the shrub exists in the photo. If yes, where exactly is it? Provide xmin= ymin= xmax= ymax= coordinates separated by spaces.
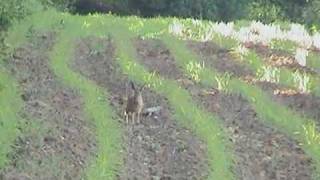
xmin=0 ymin=0 xmax=42 ymax=30
xmin=246 ymin=1 xmax=285 ymax=23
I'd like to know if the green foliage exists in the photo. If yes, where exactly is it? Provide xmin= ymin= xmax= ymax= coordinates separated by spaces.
xmin=40 ymin=0 xmax=76 ymax=11
xmin=246 ymin=0 xmax=285 ymax=23
xmin=111 ymin=24 xmax=235 ymax=179
xmin=303 ymin=0 xmax=320 ymax=27
xmin=0 ymin=0 xmax=42 ymax=30
xmin=0 ymin=68 xmax=22 ymax=169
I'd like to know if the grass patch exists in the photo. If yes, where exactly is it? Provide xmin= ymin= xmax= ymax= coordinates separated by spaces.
xmin=0 ymin=68 xmax=22 ymax=169
xmin=307 ymin=51 xmax=320 ymax=71
xmin=49 ymin=16 xmax=123 ymax=179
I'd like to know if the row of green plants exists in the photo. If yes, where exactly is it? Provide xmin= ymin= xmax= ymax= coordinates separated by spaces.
xmin=49 ymin=14 xmax=123 ymax=179
xmin=115 ymin=14 xmax=320 ymax=179
xmin=2 ymin=7 xmax=320 ymax=179
xmin=158 ymin=32 xmax=320 ymax=179
xmin=109 ymin=18 xmax=235 ymax=180
xmin=4 ymin=10 xmax=123 ymax=179
xmin=0 ymin=68 xmax=22 ymax=169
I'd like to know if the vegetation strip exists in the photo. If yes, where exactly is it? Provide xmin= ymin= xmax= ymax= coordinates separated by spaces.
xmin=71 ymin=37 xmax=209 ymax=179
xmin=243 ymin=48 xmax=320 ymax=97
xmin=161 ymin=35 xmax=320 ymax=179
xmin=109 ymin=22 xmax=235 ymax=180
xmin=270 ymin=40 xmax=320 ymax=72
xmin=307 ymin=51 xmax=320 ymax=72
xmin=0 ymin=69 xmax=22 ymax=169
xmin=49 ymin=19 xmax=122 ymax=179
xmin=134 ymin=38 xmax=313 ymax=179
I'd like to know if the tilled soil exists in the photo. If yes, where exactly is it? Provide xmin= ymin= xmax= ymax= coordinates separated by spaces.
xmin=1 ymin=32 xmax=96 ymax=180
xmin=190 ymin=40 xmax=320 ymax=124
xmin=253 ymin=45 xmax=317 ymax=75
xmin=257 ymin=82 xmax=320 ymax=124
xmin=135 ymin=38 xmax=314 ymax=180
xmin=71 ymin=37 xmax=209 ymax=179
xmin=187 ymin=41 xmax=255 ymax=78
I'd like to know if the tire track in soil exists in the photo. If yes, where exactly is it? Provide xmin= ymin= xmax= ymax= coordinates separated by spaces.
xmin=71 ymin=37 xmax=209 ymax=179
xmin=1 ymin=32 xmax=96 ymax=180
xmin=135 ymin=38 xmax=314 ymax=180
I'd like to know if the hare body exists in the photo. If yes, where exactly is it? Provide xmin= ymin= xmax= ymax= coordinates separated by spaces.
xmin=125 ymin=81 xmax=144 ymax=124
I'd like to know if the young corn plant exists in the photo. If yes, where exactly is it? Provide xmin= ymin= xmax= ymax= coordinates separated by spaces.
xmin=143 ymin=71 xmax=163 ymax=89
xmin=303 ymin=121 xmax=320 ymax=146
xmin=230 ymin=44 xmax=249 ymax=61
xmin=186 ymin=61 xmax=205 ymax=83
xmin=256 ymin=66 xmax=280 ymax=83
xmin=215 ymin=73 xmax=231 ymax=92
xmin=293 ymin=71 xmax=311 ymax=93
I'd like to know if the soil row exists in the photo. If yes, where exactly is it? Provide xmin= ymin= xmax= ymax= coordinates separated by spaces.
xmin=1 ymin=32 xmax=96 ymax=180
xmin=134 ymin=38 xmax=314 ymax=180
xmin=71 ymin=37 xmax=209 ymax=179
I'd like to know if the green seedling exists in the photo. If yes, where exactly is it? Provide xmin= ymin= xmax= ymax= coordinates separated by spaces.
xmin=186 ymin=61 xmax=205 ymax=83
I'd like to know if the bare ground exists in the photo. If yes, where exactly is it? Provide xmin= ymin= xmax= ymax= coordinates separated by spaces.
xmin=1 ymin=32 xmax=96 ymax=180
xmin=135 ymin=38 xmax=314 ymax=180
xmin=187 ymin=41 xmax=255 ymax=78
xmin=256 ymin=82 xmax=320 ymax=124
xmin=253 ymin=45 xmax=317 ymax=75
xmin=71 ymin=37 xmax=209 ymax=180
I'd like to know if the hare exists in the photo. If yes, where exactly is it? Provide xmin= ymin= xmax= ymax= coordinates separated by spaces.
xmin=125 ymin=81 xmax=144 ymax=124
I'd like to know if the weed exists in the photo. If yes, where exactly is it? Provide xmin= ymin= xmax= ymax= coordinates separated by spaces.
xmin=186 ymin=61 xmax=205 ymax=83
xmin=292 ymin=71 xmax=311 ymax=93
xmin=303 ymin=121 xmax=320 ymax=146
xmin=256 ymin=66 xmax=280 ymax=83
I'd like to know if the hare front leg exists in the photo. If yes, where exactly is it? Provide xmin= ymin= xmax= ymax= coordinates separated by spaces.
xmin=137 ymin=112 xmax=141 ymax=124
xmin=132 ymin=112 xmax=136 ymax=124
xmin=125 ymin=112 xmax=129 ymax=124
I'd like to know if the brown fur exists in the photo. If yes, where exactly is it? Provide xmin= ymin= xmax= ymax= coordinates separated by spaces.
xmin=125 ymin=81 xmax=144 ymax=124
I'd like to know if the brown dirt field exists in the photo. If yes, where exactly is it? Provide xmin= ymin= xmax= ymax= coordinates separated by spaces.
xmin=134 ymin=38 xmax=314 ymax=180
xmin=71 ymin=37 xmax=209 ymax=180
xmin=253 ymin=45 xmax=317 ymax=75
xmin=0 ymin=32 xmax=96 ymax=180
xmin=188 ymin=41 xmax=255 ymax=78
xmin=257 ymin=82 xmax=320 ymax=124
xmin=190 ymin=41 xmax=320 ymax=128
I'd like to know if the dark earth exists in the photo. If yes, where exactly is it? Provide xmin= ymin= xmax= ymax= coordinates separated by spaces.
xmin=134 ymin=38 xmax=314 ymax=180
xmin=253 ymin=45 xmax=317 ymax=75
xmin=0 ymin=30 xmax=318 ymax=180
xmin=0 ymin=32 xmax=96 ymax=179
xmin=71 ymin=37 xmax=209 ymax=180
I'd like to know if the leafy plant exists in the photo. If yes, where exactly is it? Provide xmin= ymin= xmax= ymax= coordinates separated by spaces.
xmin=256 ymin=66 xmax=280 ymax=83
xmin=215 ymin=73 xmax=231 ymax=92
xmin=303 ymin=121 xmax=320 ymax=145
xmin=292 ymin=70 xmax=311 ymax=93
xmin=186 ymin=61 xmax=204 ymax=83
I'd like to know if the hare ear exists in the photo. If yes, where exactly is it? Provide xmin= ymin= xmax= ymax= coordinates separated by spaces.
xmin=130 ymin=81 xmax=136 ymax=90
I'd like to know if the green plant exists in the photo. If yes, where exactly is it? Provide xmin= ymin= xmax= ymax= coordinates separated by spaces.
xmin=246 ymin=0 xmax=285 ymax=23
xmin=256 ymin=66 xmax=280 ymax=83
xmin=186 ymin=61 xmax=205 ymax=83
xmin=292 ymin=70 xmax=311 ymax=93
xmin=0 ymin=0 xmax=42 ymax=29
xmin=215 ymin=73 xmax=231 ymax=92
xmin=303 ymin=121 xmax=320 ymax=146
